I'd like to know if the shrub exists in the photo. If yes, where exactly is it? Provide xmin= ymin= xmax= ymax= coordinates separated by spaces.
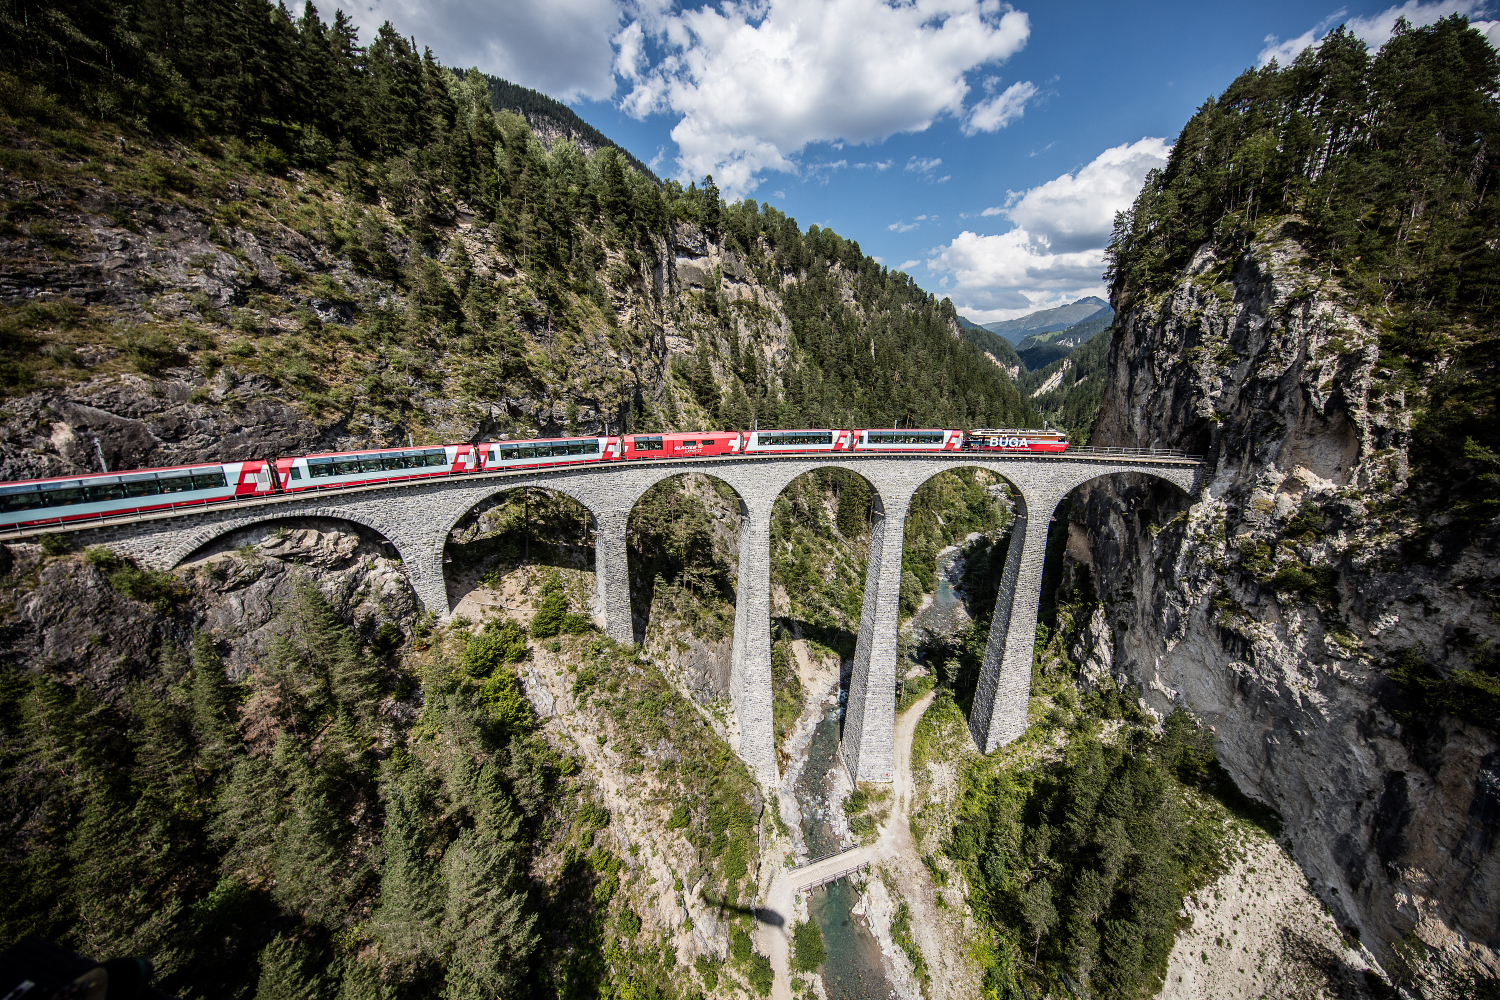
xmin=791 ymin=920 xmax=826 ymax=973
xmin=729 ymin=927 xmax=752 ymax=964
xmin=122 ymin=326 xmax=182 ymax=374
xmin=87 ymin=546 xmax=188 ymax=611
xmin=39 ymin=533 xmax=70 ymax=556
xmin=694 ymin=956 xmax=719 ymax=991
xmin=530 ymin=588 xmax=568 ymax=638
xmin=745 ymin=954 xmax=773 ymax=997
xmin=618 ymin=908 xmax=641 ymax=937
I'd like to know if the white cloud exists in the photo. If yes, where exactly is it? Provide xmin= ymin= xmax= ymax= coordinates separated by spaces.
xmin=350 ymin=0 xmax=623 ymax=102
xmin=855 ymin=160 xmax=895 ymax=170
xmin=963 ymin=80 xmax=1037 ymax=134
xmin=980 ymin=206 xmax=1006 ymax=216
xmin=804 ymin=159 xmax=848 ymax=182
xmin=925 ymin=137 xmax=1170 ymax=320
xmin=889 ymin=221 xmax=921 ymax=232
xmin=614 ymin=21 xmax=647 ymax=80
xmin=773 ymin=190 xmax=786 ymax=198
xmin=620 ymin=0 xmax=1032 ymax=196
xmin=1005 ymin=137 xmax=1170 ymax=253
xmin=1258 ymin=1 xmax=1494 ymax=66
xmin=898 ymin=259 xmax=923 ymax=271
xmin=906 ymin=156 xmax=944 ymax=173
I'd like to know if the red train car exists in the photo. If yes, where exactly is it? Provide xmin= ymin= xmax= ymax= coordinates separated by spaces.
xmin=851 ymin=429 xmax=963 ymax=452
xmin=622 ymin=432 xmax=743 ymax=459
xmin=962 ymin=428 xmax=1069 ymax=453
xmin=742 ymin=429 xmax=852 ymax=454
xmin=277 ymin=445 xmax=464 ymax=491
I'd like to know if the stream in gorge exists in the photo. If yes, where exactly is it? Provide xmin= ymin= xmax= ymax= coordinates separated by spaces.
xmin=792 ymin=546 xmax=972 ymax=999
xmin=794 ymin=708 xmax=891 ymax=1000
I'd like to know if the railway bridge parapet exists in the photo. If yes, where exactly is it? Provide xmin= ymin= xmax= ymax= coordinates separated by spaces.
xmin=21 ymin=452 xmax=1201 ymax=788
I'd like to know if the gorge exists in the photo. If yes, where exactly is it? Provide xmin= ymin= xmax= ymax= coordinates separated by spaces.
xmin=0 ymin=6 xmax=1497 ymax=1000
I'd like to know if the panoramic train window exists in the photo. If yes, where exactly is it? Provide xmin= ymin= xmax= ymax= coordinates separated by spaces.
xmin=122 ymin=475 xmax=161 ymax=497
xmin=760 ymin=432 xmax=832 ymax=446
xmin=0 ymin=485 xmax=44 ymax=512
xmin=633 ymin=437 xmax=664 ymax=451
xmin=867 ymin=431 xmax=944 ymax=445
xmin=41 ymin=484 xmax=86 ymax=505
xmin=307 ymin=458 xmax=334 ymax=478
xmin=85 ymin=482 xmax=126 ymax=503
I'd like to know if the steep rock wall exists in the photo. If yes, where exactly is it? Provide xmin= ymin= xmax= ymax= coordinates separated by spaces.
xmin=1068 ymin=224 xmax=1500 ymax=978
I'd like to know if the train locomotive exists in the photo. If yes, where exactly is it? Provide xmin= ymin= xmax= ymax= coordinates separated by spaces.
xmin=0 ymin=427 xmax=1068 ymax=529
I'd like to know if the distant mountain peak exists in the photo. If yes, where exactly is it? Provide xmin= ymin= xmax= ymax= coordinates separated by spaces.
xmin=980 ymin=296 xmax=1111 ymax=344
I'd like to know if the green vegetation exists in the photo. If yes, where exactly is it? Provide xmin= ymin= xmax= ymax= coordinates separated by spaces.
xmin=889 ymin=900 xmax=928 ymax=989
xmin=629 ymin=476 xmax=738 ymax=641
xmin=531 ymin=571 xmax=596 ymax=638
xmin=1106 ymin=15 xmax=1499 ymax=519
xmin=1017 ymin=324 xmax=1113 ymax=444
xmin=900 ymin=469 xmax=1011 ymax=617
xmin=569 ymin=641 xmax=761 ymax=902
xmin=790 ymin=919 xmax=826 ymax=973
xmin=0 ymin=580 xmax=573 ymax=998
xmin=951 ymin=714 xmax=1226 ymax=999
xmin=85 ymin=545 xmax=189 ymax=612
xmin=771 ymin=469 xmax=875 ymax=652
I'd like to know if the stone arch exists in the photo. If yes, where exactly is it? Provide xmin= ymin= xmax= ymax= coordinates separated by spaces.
xmin=439 ymin=483 xmax=604 ymax=624
xmin=897 ymin=462 xmax=1028 ymax=698
xmin=622 ymin=469 xmax=748 ymax=644
xmin=432 ymin=478 xmax=608 ymax=583
xmin=169 ymin=507 xmax=414 ymax=570
xmin=966 ymin=458 xmax=1201 ymax=754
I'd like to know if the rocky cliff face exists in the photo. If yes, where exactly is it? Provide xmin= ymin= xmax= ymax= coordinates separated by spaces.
xmin=0 ymin=139 xmax=806 ymax=480
xmin=1067 ymin=221 xmax=1500 ymax=982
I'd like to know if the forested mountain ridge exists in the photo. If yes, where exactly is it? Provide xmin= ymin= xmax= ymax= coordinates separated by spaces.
xmin=957 ymin=316 xmax=1024 ymax=377
xmin=475 ymin=71 xmax=659 ymax=182
xmin=1061 ymin=15 xmax=1500 ymax=992
xmin=0 ymin=0 xmax=1033 ymax=481
xmin=1013 ymin=309 xmax=1113 ymax=372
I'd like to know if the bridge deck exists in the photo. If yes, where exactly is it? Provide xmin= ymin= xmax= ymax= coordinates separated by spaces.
xmin=2 ymin=447 xmax=1201 ymax=540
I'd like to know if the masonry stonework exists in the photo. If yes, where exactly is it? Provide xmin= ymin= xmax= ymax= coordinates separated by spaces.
xmin=35 ymin=455 xmax=1198 ymax=787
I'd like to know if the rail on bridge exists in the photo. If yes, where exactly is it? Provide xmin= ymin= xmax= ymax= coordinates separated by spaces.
xmin=4 ymin=448 xmax=1203 ymax=788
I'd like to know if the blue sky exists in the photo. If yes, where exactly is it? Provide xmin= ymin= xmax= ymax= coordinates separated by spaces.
xmin=350 ymin=0 xmax=1500 ymax=322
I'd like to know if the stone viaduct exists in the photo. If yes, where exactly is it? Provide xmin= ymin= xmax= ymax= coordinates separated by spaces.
xmin=29 ymin=453 xmax=1199 ymax=787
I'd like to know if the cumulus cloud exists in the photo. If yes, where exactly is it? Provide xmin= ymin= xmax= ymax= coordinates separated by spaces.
xmin=1258 ymin=1 xmax=1499 ymax=66
xmin=980 ymin=206 xmax=1006 ymax=216
xmin=349 ymin=0 xmax=623 ymax=102
xmin=619 ymin=0 xmax=1032 ymax=196
xmin=1005 ymin=137 xmax=1170 ymax=252
xmin=925 ymin=138 xmax=1170 ymax=321
xmin=963 ymin=80 xmax=1038 ymax=134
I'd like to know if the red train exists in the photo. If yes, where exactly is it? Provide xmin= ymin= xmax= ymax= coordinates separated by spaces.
xmin=0 ymin=427 xmax=1066 ymax=529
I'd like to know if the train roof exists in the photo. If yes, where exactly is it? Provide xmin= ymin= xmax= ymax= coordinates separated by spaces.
xmin=299 ymin=444 xmax=452 ymax=460
xmin=968 ymin=428 xmax=1066 ymax=435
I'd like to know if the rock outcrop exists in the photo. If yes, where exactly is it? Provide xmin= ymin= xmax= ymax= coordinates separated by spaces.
xmin=1067 ymin=223 xmax=1500 ymax=981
